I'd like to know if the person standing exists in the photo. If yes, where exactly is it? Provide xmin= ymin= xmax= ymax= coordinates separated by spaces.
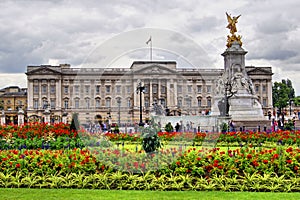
xmin=175 ymin=122 xmax=180 ymax=132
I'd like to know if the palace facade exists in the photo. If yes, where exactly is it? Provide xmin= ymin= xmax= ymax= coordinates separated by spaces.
xmin=25 ymin=61 xmax=273 ymax=124
xmin=0 ymin=86 xmax=27 ymax=124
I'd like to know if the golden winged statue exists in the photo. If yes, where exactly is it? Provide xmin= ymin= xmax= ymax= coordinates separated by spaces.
xmin=226 ymin=12 xmax=241 ymax=34
xmin=225 ymin=12 xmax=242 ymax=47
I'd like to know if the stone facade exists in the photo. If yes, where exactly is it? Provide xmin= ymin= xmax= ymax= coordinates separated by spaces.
xmin=25 ymin=61 xmax=272 ymax=124
xmin=0 ymin=86 xmax=27 ymax=124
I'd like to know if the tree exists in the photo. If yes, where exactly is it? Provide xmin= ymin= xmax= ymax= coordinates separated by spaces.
xmin=293 ymin=96 xmax=300 ymax=107
xmin=272 ymin=79 xmax=295 ymax=114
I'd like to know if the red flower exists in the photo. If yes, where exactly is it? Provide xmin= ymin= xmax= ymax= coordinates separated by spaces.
xmin=196 ymin=157 xmax=201 ymax=161
xmin=263 ymin=160 xmax=268 ymax=164
xmin=286 ymin=159 xmax=292 ymax=164
xmin=294 ymin=166 xmax=299 ymax=171
xmin=133 ymin=162 xmax=139 ymax=169
xmin=252 ymin=160 xmax=259 ymax=167
xmin=15 ymin=163 xmax=21 ymax=168
xmin=218 ymin=165 xmax=223 ymax=169
xmin=286 ymin=147 xmax=293 ymax=153
xmin=176 ymin=161 xmax=180 ymax=166
xmin=247 ymin=154 xmax=252 ymax=159
xmin=273 ymin=154 xmax=279 ymax=159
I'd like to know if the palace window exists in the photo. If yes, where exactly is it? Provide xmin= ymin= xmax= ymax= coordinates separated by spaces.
xmin=95 ymin=85 xmax=100 ymax=94
xmin=85 ymin=86 xmax=90 ymax=95
xmin=197 ymin=85 xmax=202 ymax=93
xmin=64 ymin=86 xmax=69 ymax=94
xmin=106 ymin=86 xmax=111 ymax=93
xmin=64 ymin=99 xmax=68 ymax=109
xmin=207 ymin=98 xmax=212 ymax=107
xmin=126 ymin=86 xmax=131 ymax=94
xmin=177 ymin=85 xmax=182 ymax=93
xmin=144 ymin=98 xmax=149 ymax=108
xmin=197 ymin=98 xmax=202 ymax=107
xmin=95 ymin=98 xmax=101 ymax=108
xmin=127 ymin=98 xmax=132 ymax=108
xmin=161 ymin=85 xmax=166 ymax=94
xmin=34 ymin=99 xmax=39 ymax=109
xmin=187 ymin=85 xmax=192 ymax=93
xmin=263 ymin=98 xmax=267 ymax=107
xmin=177 ymin=98 xmax=182 ymax=107
xmin=186 ymin=98 xmax=192 ymax=107
xmin=50 ymin=99 xmax=55 ymax=109
xmin=206 ymin=86 xmax=211 ymax=93
xmin=33 ymin=85 xmax=39 ymax=94
xmin=74 ymin=86 xmax=79 ymax=95
xmin=144 ymin=86 xmax=148 ymax=93
xmin=75 ymin=99 xmax=80 ymax=109
xmin=85 ymin=98 xmax=90 ymax=109
xmin=50 ymin=85 xmax=55 ymax=94
xmin=105 ymin=98 xmax=111 ymax=108
xmin=152 ymin=85 xmax=158 ymax=94
xmin=42 ymin=85 xmax=47 ymax=94
xmin=255 ymin=85 xmax=260 ymax=93
xmin=116 ymin=85 xmax=121 ymax=94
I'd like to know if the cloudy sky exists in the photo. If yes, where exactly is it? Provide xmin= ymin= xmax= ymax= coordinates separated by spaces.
xmin=1 ymin=0 xmax=300 ymax=94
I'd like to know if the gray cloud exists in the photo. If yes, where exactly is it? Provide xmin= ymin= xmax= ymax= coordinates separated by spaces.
xmin=1 ymin=0 xmax=300 ymax=94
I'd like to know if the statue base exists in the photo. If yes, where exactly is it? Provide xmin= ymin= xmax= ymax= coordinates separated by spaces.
xmin=229 ymin=93 xmax=264 ymax=120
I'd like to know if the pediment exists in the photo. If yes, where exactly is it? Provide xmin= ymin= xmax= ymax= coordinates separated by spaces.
xmin=134 ymin=64 xmax=177 ymax=75
xmin=246 ymin=67 xmax=273 ymax=75
xmin=26 ymin=66 xmax=62 ymax=75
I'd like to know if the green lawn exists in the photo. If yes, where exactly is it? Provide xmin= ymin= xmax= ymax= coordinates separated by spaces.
xmin=1 ymin=189 xmax=300 ymax=200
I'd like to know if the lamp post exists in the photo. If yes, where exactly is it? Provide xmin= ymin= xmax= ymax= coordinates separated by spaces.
xmin=136 ymin=81 xmax=145 ymax=126
xmin=288 ymin=99 xmax=293 ymax=116
xmin=117 ymin=98 xmax=121 ymax=126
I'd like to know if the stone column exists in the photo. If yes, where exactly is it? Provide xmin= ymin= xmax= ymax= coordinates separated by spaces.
xmin=0 ymin=110 xmax=5 ymax=125
xmin=18 ymin=108 xmax=24 ymax=126
xmin=44 ymin=108 xmax=51 ymax=123
xmin=62 ymin=112 xmax=68 ymax=124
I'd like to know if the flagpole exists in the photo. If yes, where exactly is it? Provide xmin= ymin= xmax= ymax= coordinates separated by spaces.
xmin=146 ymin=36 xmax=152 ymax=61
xmin=150 ymin=37 xmax=152 ymax=61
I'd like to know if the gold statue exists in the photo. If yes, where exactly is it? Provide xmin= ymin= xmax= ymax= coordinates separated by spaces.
xmin=225 ymin=12 xmax=242 ymax=48
xmin=226 ymin=12 xmax=241 ymax=34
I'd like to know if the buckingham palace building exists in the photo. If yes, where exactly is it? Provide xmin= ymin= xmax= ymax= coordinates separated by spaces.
xmin=25 ymin=61 xmax=273 ymax=124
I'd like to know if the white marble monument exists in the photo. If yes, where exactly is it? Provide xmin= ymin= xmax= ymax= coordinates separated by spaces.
xmin=211 ymin=13 xmax=264 ymax=120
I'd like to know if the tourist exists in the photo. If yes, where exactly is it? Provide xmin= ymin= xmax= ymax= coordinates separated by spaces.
xmin=175 ymin=122 xmax=180 ymax=132
xmin=229 ymin=120 xmax=236 ymax=132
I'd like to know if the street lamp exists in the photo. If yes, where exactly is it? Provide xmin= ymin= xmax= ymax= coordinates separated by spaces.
xmin=136 ymin=81 xmax=145 ymax=126
xmin=117 ymin=98 xmax=121 ymax=126
xmin=288 ymin=99 xmax=293 ymax=116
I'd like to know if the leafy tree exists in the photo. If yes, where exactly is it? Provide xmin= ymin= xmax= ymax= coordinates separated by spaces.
xmin=272 ymin=79 xmax=295 ymax=114
xmin=293 ymin=96 xmax=300 ymax=107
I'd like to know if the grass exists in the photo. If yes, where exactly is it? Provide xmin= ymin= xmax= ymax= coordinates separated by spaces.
xmin=1 ymin=189 xmax=300 ymax=200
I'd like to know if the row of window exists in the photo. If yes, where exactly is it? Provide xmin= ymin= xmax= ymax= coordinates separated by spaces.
xmin=34 ymin=84 xmax=213 ymax=95
xmin=33 ymin=97 xmax=212 ymax=110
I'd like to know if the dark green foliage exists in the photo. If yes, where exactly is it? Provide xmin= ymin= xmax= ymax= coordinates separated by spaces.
xmin=284 ymin=119 xmax=295 ymax=131
xmin=272 ymin=79 xmax=295 ymax=113
xmin=220 ymin=122 xmax=228 ymax=133
xmin=141 ymin=119 xmax=162 ymax=153
xmin=164 ymin=122 xmax=174 ymax=133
